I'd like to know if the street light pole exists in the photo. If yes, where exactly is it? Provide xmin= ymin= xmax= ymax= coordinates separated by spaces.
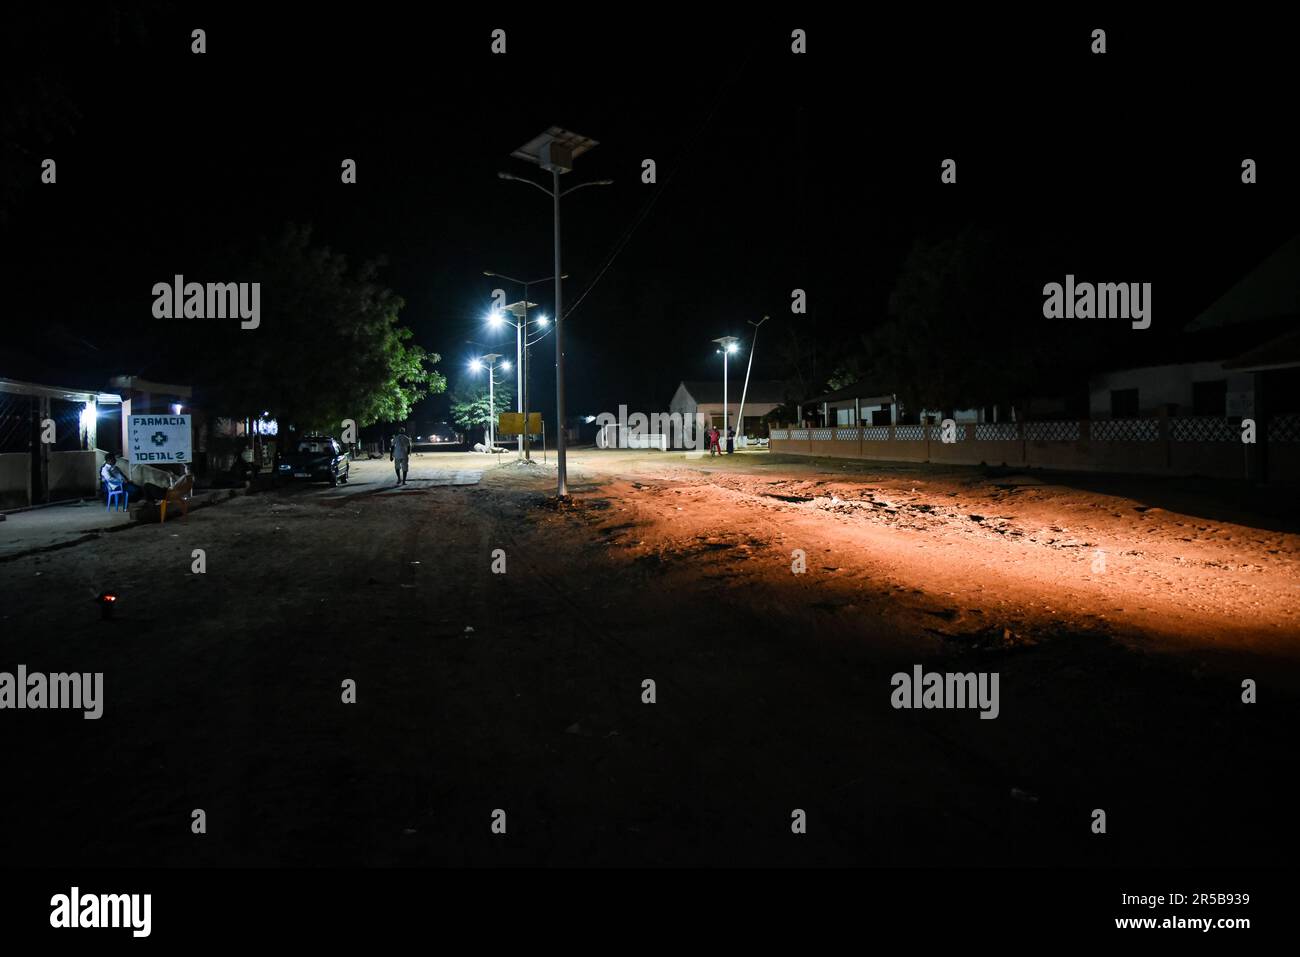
xmin=515 ymin=310 xmax=524 ymax=455
xmin=552 ymin=168 xmax=566 ymax=494
xmin=735 ymin=315 xmax=769 ymax=448
xmin=483 ymin=271 xmax=559 ymax=463
xmin=471 ymin=353 xmax=504 ymax=449
xmin=713 ymin=336 xmax=740 ymax=452
xmin=501 ymin=126 xmax=611 ymax=498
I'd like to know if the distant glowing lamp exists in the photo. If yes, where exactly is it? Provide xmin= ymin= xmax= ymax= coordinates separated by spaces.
xmin=95 ymin=591 xmax=118 ymax=620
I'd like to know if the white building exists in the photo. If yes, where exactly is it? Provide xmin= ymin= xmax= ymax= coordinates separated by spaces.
xmin=669 ymin=380 xmax=786 ymax=436
xmin=1089 ymin=234 xmax=1300 ymax=419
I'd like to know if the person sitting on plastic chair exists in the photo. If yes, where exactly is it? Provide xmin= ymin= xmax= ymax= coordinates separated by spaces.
xmin=101 ymin=453 xmax=139 ymax=510
xmin=100 ymin=453 xmax=163 ymax=510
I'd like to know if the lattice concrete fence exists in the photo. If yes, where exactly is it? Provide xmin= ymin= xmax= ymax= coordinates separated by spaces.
xmin=766 ymin=417 xmax=1299 ymax=481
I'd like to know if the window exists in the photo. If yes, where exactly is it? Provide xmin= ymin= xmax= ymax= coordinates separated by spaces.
xmin=1192 ymin=379 xmax=1227 ymax=416
xmin=1110 ymin=388 xmax=1139 ymax=418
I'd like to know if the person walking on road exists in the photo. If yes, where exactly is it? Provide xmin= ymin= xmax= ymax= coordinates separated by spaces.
xmin=391 ymin=426 xmax=412 ymax=485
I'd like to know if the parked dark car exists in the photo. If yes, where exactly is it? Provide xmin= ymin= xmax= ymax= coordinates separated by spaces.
xmin=275 ymin=435 xmax=350 ymax=486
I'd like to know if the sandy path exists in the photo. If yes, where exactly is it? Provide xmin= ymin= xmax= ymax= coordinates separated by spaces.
xmin=559 ymin=452 xmax=1300 ymax=669
xmin=1 ymin=453 xmax=1295 ymax=866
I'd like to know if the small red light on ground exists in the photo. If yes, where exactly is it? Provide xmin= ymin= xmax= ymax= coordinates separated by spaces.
xmin=95 ymin=592 xmax=118 ymax=617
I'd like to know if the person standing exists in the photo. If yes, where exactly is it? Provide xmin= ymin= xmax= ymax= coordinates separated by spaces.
xmin=391 ymin=426 xmax=412 ymax=485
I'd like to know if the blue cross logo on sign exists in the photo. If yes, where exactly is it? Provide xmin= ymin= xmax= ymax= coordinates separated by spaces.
xmin=152 ymin=431 xmax=168 ymax=446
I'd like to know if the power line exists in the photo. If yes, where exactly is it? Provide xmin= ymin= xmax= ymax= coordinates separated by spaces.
xmin=563 ymin=46 xmax=757 ymax=324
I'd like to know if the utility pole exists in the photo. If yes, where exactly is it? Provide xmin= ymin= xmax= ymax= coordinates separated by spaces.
xmin=713 ymin=336 xmax=740 ymax=453
xmin=501 ymin=127 xmax=612 ymax=497
xmin=471 ymin=353 xmax=504 ymax=448
xmin=483 ymin=272 xmax=556 ymax=462
xmin=735 ymin=315 xmax=770 ymax=448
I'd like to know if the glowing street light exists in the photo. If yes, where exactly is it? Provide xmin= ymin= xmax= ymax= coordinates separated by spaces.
xmin=482 ymin=270 xmax=565 ymax=461
xmin=713 ymin=336 xmax=741 ymax=453
xmin=469 ymin=353 xmax=505 ymax=448
xmin=499 ymin=126 xmax=613 ymax=497
xmin=734 ymin=315 xmax=770 ymax=449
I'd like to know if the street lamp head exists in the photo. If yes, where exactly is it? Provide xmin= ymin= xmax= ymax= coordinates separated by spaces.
xmin=486 ymin=311 xmax=504 ymax=328
xmin=468 ymin=359 xmax=484 ymax=372
xmin=511 ymin=127 xmax=600 ymax=173
xmin=483 ymin=270 xmax=495 ymax=277
xmin=727 ymin=342 xmax=739 ymax=354
xmin=535 ymin=315 xmax=549 ymax=326
xmin=501 ymin=361 xmax=512 ymax=372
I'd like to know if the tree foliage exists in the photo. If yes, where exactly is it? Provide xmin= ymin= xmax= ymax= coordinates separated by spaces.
xmin=449 ymin=367 xmax=514 ymax=441
xmin=201 ymin=224 xmax=445 ymax=432
xmin=863 ymin=226 xmax=1085 ymax=413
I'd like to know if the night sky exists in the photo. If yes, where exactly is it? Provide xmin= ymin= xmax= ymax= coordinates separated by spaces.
xmin=4 ymin=8 xmax=1296 ymax=422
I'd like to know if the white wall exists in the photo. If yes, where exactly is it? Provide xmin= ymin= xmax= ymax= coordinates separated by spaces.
xmin=48 ymin=450 xmax=98 ymax=498
xmin=697 ymin=401 xmax=778 ymax=419
xmin=0 ymin=452 xmax=29 ymax=506
xmin=1089 ymin=361 xmax=1254 ymax=417
xmin=831 ymin=403 xmax=888 ymax=425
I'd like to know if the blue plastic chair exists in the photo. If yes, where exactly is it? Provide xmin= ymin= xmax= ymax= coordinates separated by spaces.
xmin=105 ymin=485 xmax=128 ymax=511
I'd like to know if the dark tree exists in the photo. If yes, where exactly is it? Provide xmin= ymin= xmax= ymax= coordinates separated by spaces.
xmin=200 ymin=224 xmax=445 ymax=432
xmin=865 ymin=226 xmax=1088 ymax=414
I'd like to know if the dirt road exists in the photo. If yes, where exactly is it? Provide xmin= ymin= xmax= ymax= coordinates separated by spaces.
xmin=1 ymin=451 xmax=1296 ymax=866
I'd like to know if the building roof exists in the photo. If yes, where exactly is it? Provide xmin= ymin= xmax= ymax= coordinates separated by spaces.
xmin=1187 ymin=234 xmax=1300 ymax=331
xmin=677 ymin=380 xmax=787 ymax=405
xmin=0 ymin=376 xmax=121 ymax=404
xmin=1094 ymin=315 xmax=1299 ymax=374
xmin=1 ymin=346 xmax=111 ymax=395
xmin=1223 ymin=328 xmax=1300 ymax=372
